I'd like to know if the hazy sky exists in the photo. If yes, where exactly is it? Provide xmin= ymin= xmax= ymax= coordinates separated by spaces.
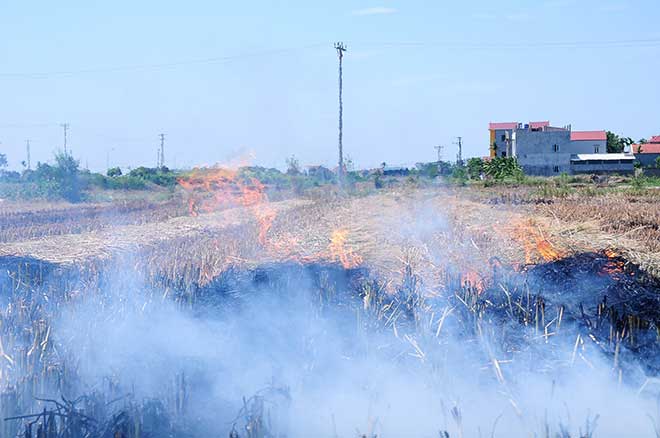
xmin=1 ymin=1 xmax=659 ymax=171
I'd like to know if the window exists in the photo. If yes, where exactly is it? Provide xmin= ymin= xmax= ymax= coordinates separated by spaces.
xmin=501 ymin=151 xmax=507 ymax=157
xmin=594 ymin=145 xmax=600 ymax=153
xmin=552 ymin=144 xmax=560 ymax=152
xmin=553 ymin=165 xmax=559 ymax=173
xmin=501 ymin=134 xmax=506 ymax=142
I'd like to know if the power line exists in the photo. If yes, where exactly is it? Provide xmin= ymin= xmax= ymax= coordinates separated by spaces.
xmin=3 ymin=36 xmax=656 ymax=81
xmin=354 ymin=37 xmax=660 ymax=50
xmin=0 ymin=44 xmax=328 ymax=79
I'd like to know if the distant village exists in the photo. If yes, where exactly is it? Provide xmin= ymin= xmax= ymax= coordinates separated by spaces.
xmin=487 ymin=121 xmax=660 ymax=176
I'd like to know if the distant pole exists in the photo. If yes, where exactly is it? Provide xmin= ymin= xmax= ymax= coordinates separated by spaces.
xmin=434 ymin=145 xmax=444 ymax=163
xmin=26 ymin=139 xmax=31 ymax=170
xmin=454 ymin=136 xmax=463 ymax=165
xmin=334 ymin=42 xmax=347 ymax=186
xmin=159 ymin=133 xmax=165 ymax=168
xmin=106 ymin=147 xmax=115 ymax=171
xmin=60 ymin=123 xmax=69 ymax=154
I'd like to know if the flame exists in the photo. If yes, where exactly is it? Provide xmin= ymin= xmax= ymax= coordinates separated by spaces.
xmin=536 ymin=240 xmax=562 ymax=262
xmin=600 ymin=248 xmax=625 ymax=277
xmin=604 ymin=248 xmax=619 ymax=258
xmin=329 ymin=229 xmax=363 ymax=269
xmin=461 ymin=270 xmax=485 ymax=293
xmin=178 ymin=167 xmax=275 ymax=245
xmin=512 ymin=221 xmax=564 ymax=264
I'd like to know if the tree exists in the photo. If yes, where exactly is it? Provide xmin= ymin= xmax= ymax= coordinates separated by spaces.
xmin=31 ymin=152 xmax=82 ymax=202
xmin=483 ymin=156 xmax=524 ymax=181
xmin=0 ymin=153 xmax=7 ymax=169
xmin=656 ymin=156 xmax=660 ymax=168
xmin=107 ymin=167 xmax=122 ymax=177
xmin=466 ymin=157 xmax=485 ymax=180
xmin=285 ymin=155 xmax=301 ymax=175
xmin=606 ymin=131 xmax=633 ymax=153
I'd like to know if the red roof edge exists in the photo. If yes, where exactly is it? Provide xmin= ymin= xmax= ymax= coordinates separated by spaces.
xmin=570 ymin=130 xmax=607 ymax=141
xmin=529 ymin=121 xmax=550 ymax=129
xmin=489 ymin=122 xmax=518 ymax=130
xmin=633 ymin=143 xmax=660 ymax=154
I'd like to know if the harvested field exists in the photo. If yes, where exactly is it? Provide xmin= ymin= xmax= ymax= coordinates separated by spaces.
xmin=0 ymin=183 xmax=659 ymax=437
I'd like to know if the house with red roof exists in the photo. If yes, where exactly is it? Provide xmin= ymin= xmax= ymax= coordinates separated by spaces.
xmin=488 ymin=121 xmax=631 ymax=175
xmin=631 ymin=135 xmax=660 ymax=168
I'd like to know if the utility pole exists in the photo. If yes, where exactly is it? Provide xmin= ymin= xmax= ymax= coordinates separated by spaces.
xmin=60 ymin=123 xmax=69 ymax=155
xmin=26 ymin=139 xmax=31 ymax=170
xmin=159 ymin=133 xmax=165 ymax=168
xmin=434 ymin=145 xmax=444 ymax=174
xmin=434 ymin=145 xmax=444 ymax=163
xmin=334 ymin=42 xmax=347 ymax=186
xmin=454 ymin=136 xmax=463 ymax=165
xmin=106 ymin=147 xmax=115 ymax=171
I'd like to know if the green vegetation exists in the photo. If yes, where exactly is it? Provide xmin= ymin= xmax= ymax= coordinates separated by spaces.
xmin=0 ymin=152 xmax=181 ymax=202
xmin=606 ymin=131 xmax=633 ymax=153
xmin=107 ymin=166 xmax=122 ymax=177
xmin=466 ymin=157 xmax=484 ymax=180
xmin=483 ymin=156 xmax=524 ymax=182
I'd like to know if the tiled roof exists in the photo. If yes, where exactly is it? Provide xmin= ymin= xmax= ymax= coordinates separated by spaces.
xmin=489 ymin=122 xmax=518 ymax=130
xmin=570 ymin=130 xmax=607 ymax=141
xmin=529 ymin=121 xmax=550 ymax=129
xmin=633 ymin=143 xmax=660 ymax=154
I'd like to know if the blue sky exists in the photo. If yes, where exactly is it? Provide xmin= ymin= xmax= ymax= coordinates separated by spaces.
xmin=1 ymin=0 xmax=659 ymax=171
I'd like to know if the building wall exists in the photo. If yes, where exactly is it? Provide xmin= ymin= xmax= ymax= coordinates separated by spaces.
xmin=514 ymin=130 xmax=572 ymax=175
xmin=570 ymin=161 xmax=634 ymax=175
xmin=492 ymin=129 xmax=514 ymax=157
xmin=514 ymin=131 xmax=608 ymax=176
xmin=571 ymin=140 xmax=606 ymax=154
xmin=489 ymin=129 xmax=496 ymax=157
xmin=636 ymin=153 xmax=660 ymax=168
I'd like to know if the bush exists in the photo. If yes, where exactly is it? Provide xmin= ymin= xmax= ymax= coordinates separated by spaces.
xmin=107 ymin=167 xmax=122 ymax=177
xmin=450 ymin=165 xmax=468 ymax=186
xmin=26 ymin=152 xmax=83 ymax=202
xmin=374 ymin=174 xmax=384 ymax=189
xmin=483 ymin=157 xmax=524 ymax=181
xmin=127 ymin=166 xmax=177 ymax=186
xmin=466 ymin=157 xmax=484 ymax=180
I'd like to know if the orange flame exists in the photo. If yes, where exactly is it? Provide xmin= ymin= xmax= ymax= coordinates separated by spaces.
xmin=329 ymin=229 xmax=363 ymax=269
xmin=512 ymin=221 xmax=564 ymax=264
xmin=600 ymin=248 xmax=625 ymax=277
xmin=604 ymin=248 xmax=619 ymax=258
xmin=461 ymin=270 xmax=485 ymax=293
xmin=178 ymin=167 xmax=275 ymax=245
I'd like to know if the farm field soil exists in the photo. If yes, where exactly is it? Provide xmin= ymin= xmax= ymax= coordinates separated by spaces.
xmin=2 ymin=186 xmax=658 ymax=283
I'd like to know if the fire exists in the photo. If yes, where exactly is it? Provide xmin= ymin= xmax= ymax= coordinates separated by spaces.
xmin=461 ymin=270 xmax=485 ymax=293
xmin=604 ymin=248 xmax=619 ymax=258
xmin=536 ymin=239 xmax=562 ymax=262
xmin=178 ymin=167 xmax=276 ymax=245
xmin=329 ymin=229 xmax=363 ymax=269
xmin=512 ymin=220 xmax=564 ymax=264
xmin=600 ymin=248 xmax=625 ymax=277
